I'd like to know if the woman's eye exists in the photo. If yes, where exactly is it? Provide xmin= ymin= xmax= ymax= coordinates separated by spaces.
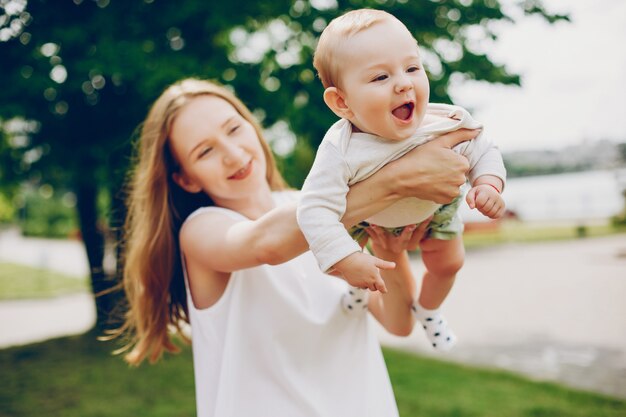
xmin=198 ymin=147 xmax=212 ymax=158
xmin=229 ymin=125 xmax=240 ymax=134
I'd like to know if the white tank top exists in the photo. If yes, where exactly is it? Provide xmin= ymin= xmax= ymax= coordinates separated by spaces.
xmin=182 ymin=191 xmax=398 ymax=417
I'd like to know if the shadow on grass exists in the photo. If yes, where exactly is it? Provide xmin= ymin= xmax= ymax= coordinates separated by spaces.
xmin=1 ymin=332 xmax=625 ymax=417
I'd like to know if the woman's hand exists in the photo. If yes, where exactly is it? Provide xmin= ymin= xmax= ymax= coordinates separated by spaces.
xmin=384 ymin=128 xmax=478 ymax=204
xmin=343 ymin=128 xmax=478 ymax=229
xmin=366 ymin=218 xmax=431 ymax=260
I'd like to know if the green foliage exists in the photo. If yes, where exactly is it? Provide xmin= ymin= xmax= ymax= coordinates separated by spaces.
xmin=618 ymin=143 xmax=626 ymax=164
xmin=0 ymin=0 xmax=568 ymax=307
xmin=0 ymin=118 xmax=34 ymax=200
xmin=19 ymin=187 xmax=79 ymax=238
xmin=0 ymin=193 xmax=15 ymax=222
xmin=0 ymin=0 xmax=568 ymax=192
xmin=503 ymin=162 xmax=593 ymax=178
xmin=611 ymin=190 xmax=626 ymax=227
xmin=1 ymin=334 xmax=623 ymax=417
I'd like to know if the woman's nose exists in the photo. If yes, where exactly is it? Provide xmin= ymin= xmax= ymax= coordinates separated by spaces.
xmin=222 ymin=142 xmax=245 ymax=165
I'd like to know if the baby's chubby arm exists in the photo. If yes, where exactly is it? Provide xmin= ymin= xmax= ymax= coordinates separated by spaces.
xmin=454 ymin=129 xmax=507 ymax=219
xmin=453 ymin=129 xmax=506 ymax=186
xmin=466 ymin=175 xmax=506 ymax=219
xmin=297 ymin=140 xmax=395 ymax=290
xmin=330 ymin=251 xmax=393 ymax=293
xmin=297 ymin=141 xmax=358 ymax=271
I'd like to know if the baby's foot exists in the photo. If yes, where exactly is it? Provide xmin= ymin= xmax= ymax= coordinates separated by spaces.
xmin=412 ymin=304 xmax=457 ymax=352
xmin=341 ymin=287 xmax=369 ymax=315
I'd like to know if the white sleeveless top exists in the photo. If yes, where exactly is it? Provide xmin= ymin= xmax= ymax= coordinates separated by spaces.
xmin=182 ymin=191 xmax=398 ymax=417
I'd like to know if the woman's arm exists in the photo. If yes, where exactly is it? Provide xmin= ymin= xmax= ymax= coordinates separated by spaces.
xmin=182 ymin=128 xmax=479 ymax=272
xmin=364 ymin=221 xmax=429 ymax=336
xmin=349 ymin=128 xmax=476 ymax=213
xmin=262 ymin=128 xmax=475 ymax=266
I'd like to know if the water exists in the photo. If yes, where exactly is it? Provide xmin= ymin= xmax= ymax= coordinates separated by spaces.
xmin=460 ymin=169 xmax=626 ymax=223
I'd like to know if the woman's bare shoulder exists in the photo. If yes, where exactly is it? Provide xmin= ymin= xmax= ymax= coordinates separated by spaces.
xmin=179 ymin=210 xmax=237 ymax=260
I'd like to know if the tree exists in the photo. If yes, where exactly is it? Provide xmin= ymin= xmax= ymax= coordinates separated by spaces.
xmin=0 ymin=0 xmax=567 ymax=330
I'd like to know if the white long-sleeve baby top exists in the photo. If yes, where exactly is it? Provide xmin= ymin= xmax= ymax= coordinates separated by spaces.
xmin=297 ymin=103 xmax=506 ymax=272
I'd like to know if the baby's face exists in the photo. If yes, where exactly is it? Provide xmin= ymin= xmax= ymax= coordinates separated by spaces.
xmin=336 ymin=18 xmax=429 ymax=141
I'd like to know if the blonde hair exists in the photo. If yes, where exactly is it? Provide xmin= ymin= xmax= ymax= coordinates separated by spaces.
xmin=115 ymin=78 xmax=287 ymax=365
xmin=314 ymin=9 xmax=400 ymax=89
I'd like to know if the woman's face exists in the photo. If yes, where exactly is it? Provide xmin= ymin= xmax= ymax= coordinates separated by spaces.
xmin=169 ymin=95 xmax=269 ymax=209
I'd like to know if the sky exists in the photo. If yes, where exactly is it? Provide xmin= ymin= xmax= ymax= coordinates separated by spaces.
xmin=449 ymin=0 xmax=626 ymax=153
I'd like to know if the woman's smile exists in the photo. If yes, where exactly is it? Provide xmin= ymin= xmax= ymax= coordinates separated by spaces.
xmin=228 ymin=160 xmax=253 ymax=180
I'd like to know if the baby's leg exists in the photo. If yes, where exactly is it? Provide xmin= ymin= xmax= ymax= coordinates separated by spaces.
xmin=413 ymin=236 xmax=464 ymax=351
xmin=419 ymin=236 xmax=464 ymax=309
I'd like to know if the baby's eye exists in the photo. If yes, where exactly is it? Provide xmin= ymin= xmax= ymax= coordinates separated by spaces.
xmin=372 ymin=74 xmax=388 ymax=82
xmin=229 ymin=125 xmax=240 ymax=135
xmin=407 ymin=66 xmax=420 ymax=73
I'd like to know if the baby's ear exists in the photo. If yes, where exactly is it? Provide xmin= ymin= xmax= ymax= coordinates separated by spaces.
xmin=323 ymin=87 xmax=353 ymax=119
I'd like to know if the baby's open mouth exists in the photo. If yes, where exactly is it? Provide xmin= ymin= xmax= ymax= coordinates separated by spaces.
xmin=392 ymin=102 xmax=414 ymax=121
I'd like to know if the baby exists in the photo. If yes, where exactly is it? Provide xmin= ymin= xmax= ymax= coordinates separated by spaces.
xmin=297 ymin=9 xmax=506 ymax=351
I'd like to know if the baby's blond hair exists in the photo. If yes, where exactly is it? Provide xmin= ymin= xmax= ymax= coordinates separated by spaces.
xmin=313 ymin=9 xmax=404 ymax=89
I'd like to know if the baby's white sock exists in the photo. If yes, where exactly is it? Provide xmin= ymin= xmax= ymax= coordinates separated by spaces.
xmin=412 ymin=303 xmax=457 ymax=352
xmin=341 ymin=287 xmax=369 ymax=315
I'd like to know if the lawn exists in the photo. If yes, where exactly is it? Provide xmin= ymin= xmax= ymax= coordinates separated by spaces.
xmin=1 ymin=333 xmax=624 ymax=417
xmin=462 ymin=221 xmax=625 ymax=249
xmin=0 ymin=262 xmax=89 ymax=300
xmin=2 ymin=230 xmax=626 ymax=415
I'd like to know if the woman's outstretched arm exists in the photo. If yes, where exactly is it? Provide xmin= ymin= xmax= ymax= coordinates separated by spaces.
xmin=364 ymin=221 xmax=430 ymax=335
xmin=182 ymin=128 xmax=478 ymax=272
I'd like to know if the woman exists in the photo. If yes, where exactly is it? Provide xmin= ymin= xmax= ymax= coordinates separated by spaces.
xmin=117 ymin=78 xmax=475 ymax=416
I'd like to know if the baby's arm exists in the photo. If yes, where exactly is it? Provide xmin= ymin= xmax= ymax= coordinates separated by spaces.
xmin=297 ymin=141 xmax=393 ymax=292
xmin=330 ymin=252 xmax=393 ymax=293
xmin=466 ymin=175 xmax=506 ymax=218
xmin=453 ymin=129 xmax=507 ymax=219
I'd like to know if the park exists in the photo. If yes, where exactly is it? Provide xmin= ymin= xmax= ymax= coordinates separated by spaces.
xmin=2 ymin=0 xmax=626 ymax=416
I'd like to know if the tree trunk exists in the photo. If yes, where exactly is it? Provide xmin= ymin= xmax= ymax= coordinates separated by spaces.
xmin=76 ymin=183 xmax=121 ymax=331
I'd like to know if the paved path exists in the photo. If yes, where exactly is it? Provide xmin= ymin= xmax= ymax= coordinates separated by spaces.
xmin=376 ymin=234 xmax=626 ymax=399
xmin=0 ymin=293 xmax=95 ymax=347
xmin=1 ymin=229 xmax=625 ymax=398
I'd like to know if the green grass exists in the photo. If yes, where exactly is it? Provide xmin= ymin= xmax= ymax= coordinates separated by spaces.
xmin=0 ymin=333 xmax=195 ymax=417
xmin=1 ymin=333 xmax=624 ymax=417
xmin=386 ymin=348 xmax=625 ymax=417
xmin=0 ymin=262 xmax=89 ymax=300
xmin=1 ymin=229 xmax=625 ymax=415
xmin=462 ymin=222 xmax=626 ymax=249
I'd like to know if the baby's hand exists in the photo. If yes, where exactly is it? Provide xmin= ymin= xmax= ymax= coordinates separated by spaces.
xmin=330 ymin=252 xmax=395 ymax=293
xmin=466 ymin=184 xmax=506 ymax=219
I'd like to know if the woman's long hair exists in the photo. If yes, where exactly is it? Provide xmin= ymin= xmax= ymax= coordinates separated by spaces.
xmin=115 ymin=79 xmax=287 ymax=365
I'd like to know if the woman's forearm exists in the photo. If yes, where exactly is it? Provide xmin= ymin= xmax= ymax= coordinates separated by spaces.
xmin=256 ymin=201 xmax=308 ymax=265
xmin=260 ymin=180 xmax=404 ymax=264
xmin=262 ymin=128 xmax=478 ymax=264
xmin=260 ymin=172 xmax=410 ymax=265
xmin=344 ymin=130 xmax=477 ymax=224
xmin=368 ymin=250 xmax=416 ymax=336
xmin=342 ymin=172 xmax=400 ymax=228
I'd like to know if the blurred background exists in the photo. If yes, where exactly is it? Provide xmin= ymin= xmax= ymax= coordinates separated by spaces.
xmin=1 ymin=0 xmax=625 ymax=416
